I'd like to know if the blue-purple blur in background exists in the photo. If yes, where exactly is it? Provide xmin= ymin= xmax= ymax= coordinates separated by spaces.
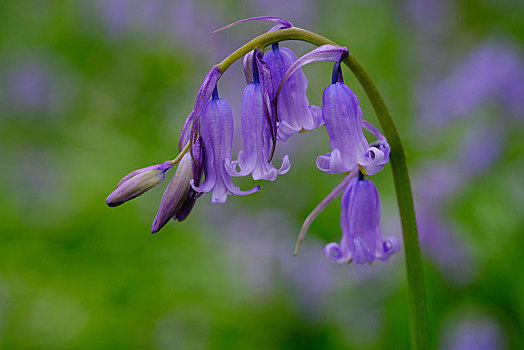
xmin=1 ymin=0 xmax=523 ymax=349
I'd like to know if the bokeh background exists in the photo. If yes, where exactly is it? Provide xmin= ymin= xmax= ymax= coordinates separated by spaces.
xmin=1 ymin=0 xmax=523 ymax=349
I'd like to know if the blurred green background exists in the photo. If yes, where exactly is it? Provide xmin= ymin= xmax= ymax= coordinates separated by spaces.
xmin=1 ymin=0 xmax=523 ymax=349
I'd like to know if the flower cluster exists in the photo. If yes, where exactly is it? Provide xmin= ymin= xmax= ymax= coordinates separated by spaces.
xmin=106 ymin=17 xmax=399 ymax=265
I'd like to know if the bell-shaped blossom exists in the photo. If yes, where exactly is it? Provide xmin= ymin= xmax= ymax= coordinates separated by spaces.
xmin=151 ymin=139 xmax=204 ymax=233
xmin=324 ymin=175 xmax=400 ymax=264
xmin=278 ymin=45 xmax=390 ymax=174
xmin=317 ymin=71 xmax=391 ymax=174
xmin=264 ymin=44 xmax=322 ymax=140
xmin=316 ymin=83 xmax=370 ymax=174
xmin=191 ymin=89 xmax=260 ymax=203
xmin=106 ymin=161 xmax=172 ymax=207
xmin=226 ymin=53 xmax=290 ymax=181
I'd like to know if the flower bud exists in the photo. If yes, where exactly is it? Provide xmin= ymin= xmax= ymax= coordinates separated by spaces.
xmin=106 ymin=162 xmax=171 ymax=207
xmin=151 ymin=153 xmax=195 ymax=233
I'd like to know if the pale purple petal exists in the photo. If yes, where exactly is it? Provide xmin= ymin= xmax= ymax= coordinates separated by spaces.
xmin=324 ymin=243 xmax=352 ymax=263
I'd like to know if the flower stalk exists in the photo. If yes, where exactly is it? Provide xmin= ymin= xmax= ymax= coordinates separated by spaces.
xmin=215 ymin=27 xmax=427 ymax=349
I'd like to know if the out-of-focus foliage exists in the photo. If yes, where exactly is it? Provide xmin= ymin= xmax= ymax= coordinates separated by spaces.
xmin=1 ymin=0 xmax=523 ymax=349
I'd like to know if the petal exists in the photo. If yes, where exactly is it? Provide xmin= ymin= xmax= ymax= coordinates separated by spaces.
xmin=276 ymin=154 xmax=291 ymax=175
xmin=190 ymin=145 xmax=216 ymax=193
xmin=308 ymin=105 xmax=324 ymax=128
xmin=233 ymin=83 xmax=264 ymax=176
xmin=352 ymin=237 xmax=375 ymax=264
xmin=362 ymin=141 xmax=390 ymax=175
xmin=255 ymin=51 xmax=277 ymax=147
xmin=277 ymin=120 xmax=302 ymax=141
xmin=324 ymin=242 xmax=352 ymax=263
xmin=211 ymin=173 xmax=228 ymax=204
xmin=316 ymin=148 xmax=354 ymax=174
xmin=220 ymin=166 xmax=260 ymax=197
xmin=378 ymin=236 xmax=401 ymax=261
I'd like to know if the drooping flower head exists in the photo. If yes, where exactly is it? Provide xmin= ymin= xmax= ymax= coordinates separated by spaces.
xmin=225 ymin=50 xmax=290 ymax=181
xmin=191 ymin=86 xmax=260 ymax=203
xmin=324 ymin=172 xmax=400 ymax=264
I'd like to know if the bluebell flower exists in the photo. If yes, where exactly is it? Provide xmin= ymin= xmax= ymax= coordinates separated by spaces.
xmin=264 ymin=43 xmax=323 ymax=140
xmin=277 ymin=45 xmax=390 ymax=174
xmin=191 ymin=87 xmax=260 ymax=203
xmin=324 ymin=173 xmax=399 ymax=264
xmin=317 ymin=64 xmax=391 ymax=174
xmin=226 ymin=50 xmax=290 ymax=181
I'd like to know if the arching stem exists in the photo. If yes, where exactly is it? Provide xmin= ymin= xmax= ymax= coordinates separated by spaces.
xmin=216 ymin=27 xmax=427 ymax=350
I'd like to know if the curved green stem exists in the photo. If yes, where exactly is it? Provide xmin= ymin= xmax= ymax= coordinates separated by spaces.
xmin=217 ymin=27 xmax=428 ymax=349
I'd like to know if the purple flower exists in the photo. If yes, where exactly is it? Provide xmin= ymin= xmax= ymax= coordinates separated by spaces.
xmin=106 ymin=161 xmax=172 ymax=207
xmin=191 ymin=88 xmax=260 ymax=203
xmin=226 ymin=52 xmax=290 ymax=181
xmin=277 ymin=45 xmax=389 ymax=174
xmin=151 ymin=139 xmax=204 ymax=233
xmin=317 ymin=71 xmax=390 ymax=175
xmin=264 ymin=43 xmax=323 ymax=140
xmin=324 ymin=174 xmax=400 ymax=264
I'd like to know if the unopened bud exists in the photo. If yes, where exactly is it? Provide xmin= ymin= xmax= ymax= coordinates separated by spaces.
xmin=151 ymin=153 xmax=195 ymax=233
xmin=106 ymin=162 xmax=171 ymax=207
